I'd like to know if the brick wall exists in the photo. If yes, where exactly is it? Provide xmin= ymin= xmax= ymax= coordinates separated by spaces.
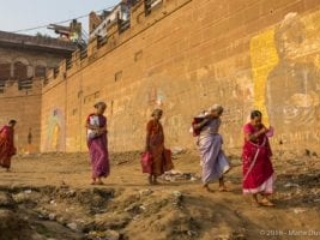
xmin=0 ymin=46 xmax=72 ymax=153
xmin=42 ymin=0 xmax=320 ymax=153
xmin=0 ymin=80 xmax=42 ymax=154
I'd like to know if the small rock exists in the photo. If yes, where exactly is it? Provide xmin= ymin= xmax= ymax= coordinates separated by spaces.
xmin=48 ymin=213 xmax=56 ymax=221
xmin=139 ymin=189 xmax=153 ymax=197
xmin=284 ymin=182 xmax=300 ymax=188
xmin=172 ymin=147 xmax=185 ymax=156
xmin=173 ymin=191 xmax=182 ymax=198
xmin=293 ymin=208 xmax=307 ymax=214
xmin=67 ymin=222 xmax=78 ymax=231
xmin=125 ymin=203 xmax=141 ymax=212
xmin=0 ymin=192 xmax=15 ymax=209
xmin=104 ymin=229 xmax=120 ymax=240
xmin=56 ymin=217 xmax=67 ymax=225
xmin=24 ymin=189 xmax=32 ymax=194
xmin=314 ymin=199 xmax=320 ymax=203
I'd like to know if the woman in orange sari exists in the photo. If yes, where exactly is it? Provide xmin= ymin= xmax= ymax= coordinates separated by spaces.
xmin=145 ymin=109 xmax=169 ymax=185
xmin=0 ymin=120 xmax=17 ymax=172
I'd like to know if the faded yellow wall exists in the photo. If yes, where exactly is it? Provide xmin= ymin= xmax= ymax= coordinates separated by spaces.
xmin=41 ymin=0 xmax=320 ymax=153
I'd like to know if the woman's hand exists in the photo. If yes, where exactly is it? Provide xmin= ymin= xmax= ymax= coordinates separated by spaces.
xmin=259 ymin=127 xmax=268 ymax=134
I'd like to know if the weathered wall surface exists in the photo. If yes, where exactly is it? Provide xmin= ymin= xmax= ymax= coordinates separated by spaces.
xmin=42 ymin=0 xmax=320 ymax=153
xmin=0 ymin=46 xmax=71 ymax=153
xmin=0 ymin=80 xmax=42 ymax=153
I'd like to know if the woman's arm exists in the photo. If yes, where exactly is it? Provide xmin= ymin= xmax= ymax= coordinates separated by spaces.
xmin=85 ymin=122 xmax=98 ymax=131
xmin=193 ymin=118 xmax=210 ymax=130
xmin=245 ymin=126 xmax=267 ymax=142
xmin=145 ymin=121 xmax=152 ymax=151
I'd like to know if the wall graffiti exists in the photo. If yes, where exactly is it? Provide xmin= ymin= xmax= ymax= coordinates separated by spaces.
xmin=45 ymin=108 xmax=65 ymax=151
xmin=250 ymin=11 xmax=320 ymax=147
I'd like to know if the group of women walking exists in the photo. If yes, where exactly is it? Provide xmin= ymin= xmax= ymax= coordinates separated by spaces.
xmin=0 ymin=101 xmax=275 ymax=206
xmin=85 ymin=101 xmax=275 ymax=206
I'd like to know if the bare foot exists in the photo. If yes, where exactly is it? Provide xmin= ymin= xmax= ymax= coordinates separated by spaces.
xmin=251 ymin=200 xmax=261 ymax=207
xmin=90 ymin=181 xmax=96 ymax=185
xmin=96 ymin=181 xmax=104 ymax=185
xmin=219 ymin=186 xmax=229 ymax=192
xmin=203 ymin=185 xmax=214 ymax=193
xmin=148 ymin=176 xmax=153 ymax=185
xmin=260 ymin=198 xmax=275 ymax=207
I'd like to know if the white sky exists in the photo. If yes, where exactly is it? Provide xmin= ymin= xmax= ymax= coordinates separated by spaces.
xmin=0 ymin=0 xmax=119 ymax=36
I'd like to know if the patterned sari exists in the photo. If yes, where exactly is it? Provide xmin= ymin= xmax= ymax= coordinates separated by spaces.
xmin=198 ymin=119 xmax=230 ymax=184
xmin=0 ymin=126 xmax=16 ymax=169
xmin=86 ymin=114 xmax=109 ymax=179
xmin=242 ymin=123 xmax=274 ymax=194
xmin=147 ymin=119 xmax=166 ymax=176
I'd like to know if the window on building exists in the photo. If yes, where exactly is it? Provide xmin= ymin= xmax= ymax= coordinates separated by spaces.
xmin=14 ymin=61 xmax=28 ymax=79
xmin=35 ymin=65 xmax=47 ymax=78
xmin=0 ymin=62 xmax=11 ymax=80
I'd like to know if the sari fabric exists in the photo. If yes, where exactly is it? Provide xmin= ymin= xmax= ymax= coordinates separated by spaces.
xmin=0 ymin=126 xmax=16 ymax=169
xmin=242 ymin=123 xmax=274 ymax=194
xmin=198 ymin=119 xmax=230 ymax=184
xmin=87 ymin=114 xmax=109 ymax=178
xmin=147 ymin=119 xmax=165 ymax=176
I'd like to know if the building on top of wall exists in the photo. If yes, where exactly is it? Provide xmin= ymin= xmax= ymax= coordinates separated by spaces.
xmin=0 ymin=30 xmax=77 ymax=92
xmin=0 ymin=30 xmax=77 ymax=154
xmin=88 ymin=0 xmax=162 ymax=40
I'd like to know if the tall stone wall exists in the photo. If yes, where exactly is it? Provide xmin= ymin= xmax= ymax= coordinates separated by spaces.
xmin=0 ymin=80 xmax=42 ymax=153
xmin=41 ymin=0 xmax=320 ymax=153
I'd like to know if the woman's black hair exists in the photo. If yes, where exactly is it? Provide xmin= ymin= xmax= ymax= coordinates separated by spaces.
xmin=9 ymin=119 xmax=17 ymax=125
xmin=94 ymin=102 xmax=107 ymax=109
xmin=250 ymin=110 xmax=262 ymax=119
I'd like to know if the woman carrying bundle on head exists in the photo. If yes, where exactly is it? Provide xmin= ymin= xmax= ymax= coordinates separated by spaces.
xmin=193 ymin=104 xmax=231 ymax=192
xmin=242 ymin=110 xmax=275 ymax=206
xmin=86 ymin=102 xmax=109 ymax=185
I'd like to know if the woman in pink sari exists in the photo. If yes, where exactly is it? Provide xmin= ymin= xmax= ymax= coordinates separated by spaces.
xmin=86 ymin=102 xmax=109 ymax=185
xmin=242 ymin=110 xmax=275 ymax=206
xmin=0 ymin=120 xmax=17 ymax=172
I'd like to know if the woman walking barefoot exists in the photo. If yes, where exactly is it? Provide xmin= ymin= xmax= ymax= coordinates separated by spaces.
xmin=194 ymin=105 xmax=231 ymax=192
xmin=0 ymin=120 xmax=17 ymax=172
xmin=242 ymin=110 xmax=275 ymax=206
xmin=145 ymin=109 xmax=166 ymax=185
xmin=86 ymin=102 xmax=109 ymax=185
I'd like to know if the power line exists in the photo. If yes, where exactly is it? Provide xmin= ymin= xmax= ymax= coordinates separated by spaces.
xmin=12 ymin=4 xmax=118 ymax=33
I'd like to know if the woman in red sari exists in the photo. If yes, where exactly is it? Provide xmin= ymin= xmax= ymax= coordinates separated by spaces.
xmin=145 ymin=109 xmax=169 ymax=185
xmin=242 ymin=110 xmax=275 ymax=206
xmin=86 ymin=102 xmax=109 ymax=185
xmin=0 ymin=120 xmax=17 ymax=172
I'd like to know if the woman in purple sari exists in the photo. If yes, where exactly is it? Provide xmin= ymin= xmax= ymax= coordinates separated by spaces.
xmin=86 ymin=102 xmax=109 ymax=185
xmin=194 ymin=105 xmax=231 ymax=192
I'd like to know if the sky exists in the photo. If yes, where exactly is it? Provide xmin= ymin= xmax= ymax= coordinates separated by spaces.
xmin=0 ymin=0 xmax=119 ymax=36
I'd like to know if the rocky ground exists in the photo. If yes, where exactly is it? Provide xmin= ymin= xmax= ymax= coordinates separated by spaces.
xmin=0 ymin=150 xmax=320 ymax=240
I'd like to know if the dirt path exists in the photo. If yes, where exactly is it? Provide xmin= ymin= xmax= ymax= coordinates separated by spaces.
xmin=0 ymin=151 xmax=320 ymax=240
